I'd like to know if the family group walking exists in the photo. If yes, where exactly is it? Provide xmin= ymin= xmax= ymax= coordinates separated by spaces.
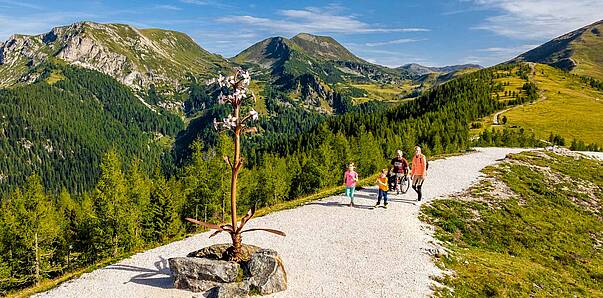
xmin=343 ymin=146 xmax=428 ymax=208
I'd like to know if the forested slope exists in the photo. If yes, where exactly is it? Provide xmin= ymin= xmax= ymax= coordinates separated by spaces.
xmin=0 ymin=63 xmax=183 ymax=194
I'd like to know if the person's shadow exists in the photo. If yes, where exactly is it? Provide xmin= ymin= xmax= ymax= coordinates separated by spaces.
xmin=106 ymin=256 xmax=173 ymax=289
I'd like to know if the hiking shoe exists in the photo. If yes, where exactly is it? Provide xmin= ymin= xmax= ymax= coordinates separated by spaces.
xmin=373 ymin=203 xmax=379 ymax=208
xmin=384 ymin=204 xmax=388 ymax=209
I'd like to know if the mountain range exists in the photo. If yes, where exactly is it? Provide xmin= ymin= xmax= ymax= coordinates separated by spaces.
xmin=0 ymin=22 xmax=481 ymax=108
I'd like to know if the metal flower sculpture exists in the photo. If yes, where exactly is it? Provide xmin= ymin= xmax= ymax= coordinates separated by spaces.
xmin=185 ymin=69 xmax=285 ymax=262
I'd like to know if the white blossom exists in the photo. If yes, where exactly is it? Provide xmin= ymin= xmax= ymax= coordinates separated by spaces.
xmin=216 ymin=74 xmax=226 ymax=87
xmin=223 ymin=114 xmax=238 ymax=128
xmin=248 ymin=109 xmax=259 ymax=121
xmin=218 ymin=92 xmax=226 ymax=104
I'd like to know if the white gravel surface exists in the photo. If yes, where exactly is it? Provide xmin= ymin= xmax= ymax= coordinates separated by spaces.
xmin=35 ymin=147 xmax=529 ymax=298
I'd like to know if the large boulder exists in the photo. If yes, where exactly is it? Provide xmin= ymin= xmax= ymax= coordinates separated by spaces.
xmin=169 ymin=245 xmax=287 ymax=296
xmin=168 ymin=257 xmax=240 ymax=292
xmin=246 ymin=249 xmax=288 ymax=295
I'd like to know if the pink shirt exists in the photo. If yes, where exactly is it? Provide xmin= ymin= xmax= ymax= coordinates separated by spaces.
xmin=344 ymin=170 xmax=358 ymax=187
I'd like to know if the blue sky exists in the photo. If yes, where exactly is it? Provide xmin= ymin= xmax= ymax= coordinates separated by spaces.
xmin=1 ymin=0 xmax=602 ymax=67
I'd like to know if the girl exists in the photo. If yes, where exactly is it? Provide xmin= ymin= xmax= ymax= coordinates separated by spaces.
xmin=343 ymin=162 xmax=359 ymax=207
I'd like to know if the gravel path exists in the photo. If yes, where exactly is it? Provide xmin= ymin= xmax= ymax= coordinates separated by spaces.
xmin=35 ymin=147 xmax=529 ymax=298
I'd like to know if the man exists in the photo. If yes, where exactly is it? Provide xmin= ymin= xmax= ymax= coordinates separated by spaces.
xmin=390 ymin=150 xmax=409 ymax=194
xmin=410 ymin=146 xmax=427 ymax=202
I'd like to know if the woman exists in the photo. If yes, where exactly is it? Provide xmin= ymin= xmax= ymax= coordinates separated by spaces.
xmin=410 ymin=146 xmax=427 ymax=202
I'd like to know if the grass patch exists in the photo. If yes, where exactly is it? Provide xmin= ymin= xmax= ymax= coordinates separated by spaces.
xmin=421 ymin=151 xmax=603 ymax=297
xmin=249 ymin=80 xmax=267 ymax=114
xmin=350 ymin=83 xmax=411 ymax=102
xmin=45 ymin=71 xmax=66 ymax=85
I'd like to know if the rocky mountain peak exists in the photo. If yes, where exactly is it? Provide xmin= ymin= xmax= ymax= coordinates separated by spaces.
xmin=0 ymin=21 xmax=230 ymax=89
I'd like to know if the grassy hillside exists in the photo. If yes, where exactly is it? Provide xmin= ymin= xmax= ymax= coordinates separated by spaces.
xmin=570 ymin=22 xmax=603 ymax=80
xmin=421 ymin=150 xmax=603 ymax=297
xmin=502 ymin=64 xmax=603 ymax=145
xmin=469 ymin=63 xmax=602 ymax=147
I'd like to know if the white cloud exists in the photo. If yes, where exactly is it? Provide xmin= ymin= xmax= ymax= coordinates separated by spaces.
xmin=471 ymin=0 xmax=603 ymax=39
xmin=216 ymin=7 xmax=429 ymax=34
xmin=179 ymin=0 xmax=210 ymax=5
xmin=365 ymin=38 xmax=425 ymax=47
xmin=154 ymin=5 xmax=182 ymax=11
xmin=344 ymin=43 xmax=434 ymax=68
xmin=477 ymin=44 xmax=539 ymax=55
xmin=0 ymin=0 xmax=42 ymax=10
xmin=179 ymin=0 xmax=233 ymax=9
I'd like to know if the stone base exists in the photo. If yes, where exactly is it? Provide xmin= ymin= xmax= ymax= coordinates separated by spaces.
xmin=169 ymin=244 xmax=287 ymax=297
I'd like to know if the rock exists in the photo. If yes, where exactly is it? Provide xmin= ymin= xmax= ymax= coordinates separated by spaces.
xmin=246 ymin=249 xmax=287 ymax=295
xmin=187 ymin=243 xmax=261 ymax=262
xmin=168 ymin=257 xmax=239 ymax=292
xmin=170 ymin=246 xmax=287 ymax=296
xmin=207 ymin=282 xmax=250 ymax=298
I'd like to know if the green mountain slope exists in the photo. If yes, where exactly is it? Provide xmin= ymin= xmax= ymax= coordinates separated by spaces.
xmin=470 ymin=62 xmax=603 ymax=148
xmin=233 ymin=33 xmax=411 ymax=111
xmin=0 ymin=63 xmax=183 ymax=193
xmin=511 ymin=20 xmax=603 ymax=80
xmin=0 ymin=22 xmax=231 ymax=90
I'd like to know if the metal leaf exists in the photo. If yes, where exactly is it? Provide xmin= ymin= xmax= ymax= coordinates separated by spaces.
xmin=221 ymin=224 xmax=235 ymax=232
xmin=241 ymin=228 xmax=286 ymax=237
xmin=185 ymin=218 xmax=223 ymax=231
xmin=238 ymin=205 xmax=256 ymax=231
xmin=208 ymin=230 xmax=224 ymax=238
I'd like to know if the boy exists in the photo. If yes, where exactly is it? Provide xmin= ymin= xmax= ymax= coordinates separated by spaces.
xmin=374 ymin=169 xmax=389 ymax=208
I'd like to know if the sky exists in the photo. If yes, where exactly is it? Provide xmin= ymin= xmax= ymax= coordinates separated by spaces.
xmin=1 ymin=0 xmax=603 ymax=67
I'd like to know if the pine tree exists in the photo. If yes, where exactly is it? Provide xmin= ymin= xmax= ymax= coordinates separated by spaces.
xmin=0 ymin=176 xmax=60 ymax=285
xmin=93 ymin=150 xmax=138 ymax=256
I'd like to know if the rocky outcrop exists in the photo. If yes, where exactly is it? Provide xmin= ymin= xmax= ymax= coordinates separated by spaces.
xmin=0 ymin=21 xmax=229 ymax=89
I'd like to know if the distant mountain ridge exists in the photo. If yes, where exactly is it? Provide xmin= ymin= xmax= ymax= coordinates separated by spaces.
xmin=511 ymin=19 xmax=603 ymax=80
xmin=398 ymin=63 xmax=483 ymax=76
xmin=233 ymin=32 xmax=413 ymax=110
xmin=0 ymin=21 xmax=231 ymax=89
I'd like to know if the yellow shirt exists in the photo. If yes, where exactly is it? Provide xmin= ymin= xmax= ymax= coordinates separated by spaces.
xmin=377 ymin=176 xmax=388 ymax=191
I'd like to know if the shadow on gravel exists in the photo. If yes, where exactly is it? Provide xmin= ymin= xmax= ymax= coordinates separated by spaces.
xmin=307 ymin=201 xmax=373 ymax=210
xmin=387 ymin=197 xmax=418 ymax=206
xmin=106 ymin=256 xmax=173 ymax=289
